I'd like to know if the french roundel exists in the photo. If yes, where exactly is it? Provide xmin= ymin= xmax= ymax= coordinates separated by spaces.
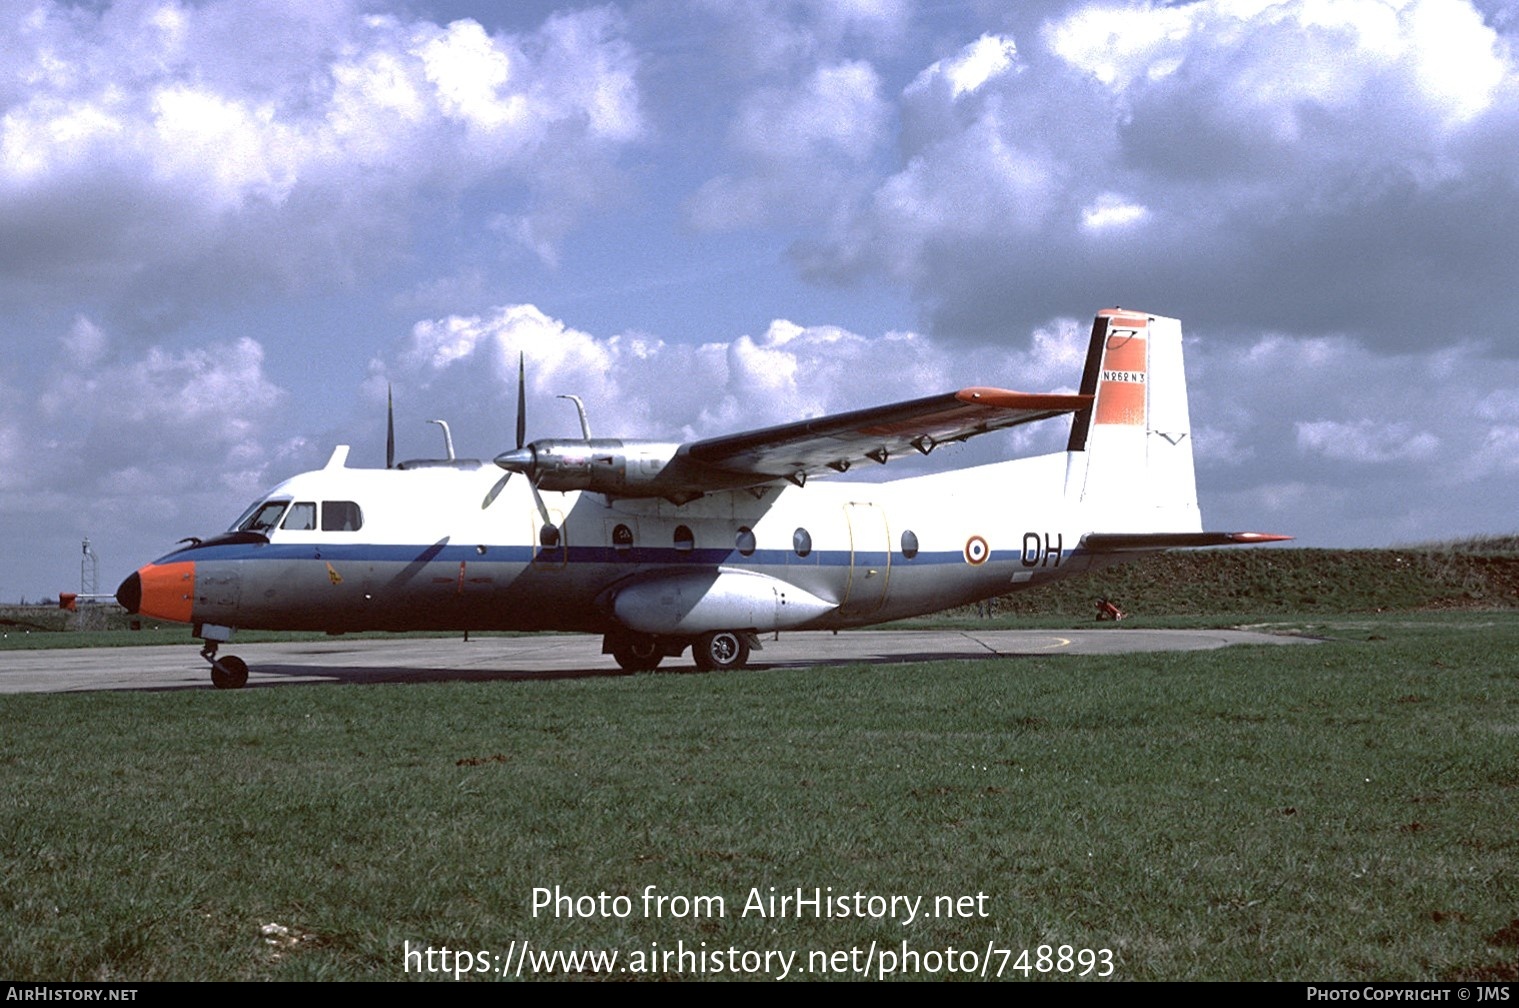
xmin=963 ymin=535 xmax=989 ymax=565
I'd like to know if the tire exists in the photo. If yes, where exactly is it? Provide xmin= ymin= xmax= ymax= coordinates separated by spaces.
xmin=210 ymin=655 xmax=249 ymax=690
xmin=609 ymin=633 xmax=663 ymax=672
xmin=692 ymin=630 xmax=750 ymax=672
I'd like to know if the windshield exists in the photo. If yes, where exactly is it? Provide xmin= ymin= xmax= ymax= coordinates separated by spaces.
xmin=233 ymin=500 xmax=290 ymax=534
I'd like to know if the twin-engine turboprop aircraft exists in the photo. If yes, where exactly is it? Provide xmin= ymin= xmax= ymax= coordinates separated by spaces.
xmin=116 ymin=308 xmax=1288 ymax=688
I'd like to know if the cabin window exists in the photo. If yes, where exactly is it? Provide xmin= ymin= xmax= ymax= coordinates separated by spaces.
xmin=673 ymin=525 xmax=695 ymax=552
xmin=793 ymin=527 xmax=812 ymax=558
xmin=238 ymin=501 xmax=289 ymax=533
xmin=540 ymin=524 xmax=561 ymax=548
xmin=735 ymin=526 xmax=756 ymax=557
xmin=282 ymin=502 xmax=317 ymax=531
xmin=901 ymin=530 xmax=919 ymax=560
xmin=613 ymin=524 xmax=633 ymax=550
xmin=322 ymin=501 xmax=363 ymax=532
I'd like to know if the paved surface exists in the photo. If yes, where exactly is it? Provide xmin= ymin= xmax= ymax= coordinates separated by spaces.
xmin=0 ymin=628 xmax=1316 ymax=693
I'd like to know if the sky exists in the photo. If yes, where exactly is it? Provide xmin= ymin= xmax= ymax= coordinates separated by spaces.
xmin=3 ymin=0 xmax=1518 ymax=603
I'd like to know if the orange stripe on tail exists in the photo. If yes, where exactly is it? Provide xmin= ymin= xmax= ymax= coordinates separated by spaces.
xmin=1094 ymin=330 xmax=1147 ymax=426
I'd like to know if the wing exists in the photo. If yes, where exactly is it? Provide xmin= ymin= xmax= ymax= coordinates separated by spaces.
xmin=671 ymin=387 xmax=1090 ymax=488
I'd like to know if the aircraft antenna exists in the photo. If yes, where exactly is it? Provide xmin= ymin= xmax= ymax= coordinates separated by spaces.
xmin=558 ymin=395 xmax=591 ymax=439
xmin=428 ymin=419 xmax=456 ymax=460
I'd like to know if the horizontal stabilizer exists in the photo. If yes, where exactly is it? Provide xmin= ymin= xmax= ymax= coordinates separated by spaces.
xmin=1081 ymin=531 xmax=1293 ymax=553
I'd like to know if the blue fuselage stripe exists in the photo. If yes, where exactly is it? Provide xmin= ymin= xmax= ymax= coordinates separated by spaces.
xmin=157 ymin=542 xmax=975 ymax=569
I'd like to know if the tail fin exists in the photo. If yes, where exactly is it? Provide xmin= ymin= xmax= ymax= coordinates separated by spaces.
xmin=1064 ymin=308 xmax=1291 ymax=551
xmin=1064 ymin=309 xmax=1201 ymax=532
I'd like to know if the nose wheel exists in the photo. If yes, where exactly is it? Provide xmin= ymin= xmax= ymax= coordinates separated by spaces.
xmin=201 ymin=642 xmax=249 ymax=690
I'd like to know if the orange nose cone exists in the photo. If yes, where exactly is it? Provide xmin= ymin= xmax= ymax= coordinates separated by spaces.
xmin=121 ymin=562 xmax=196 ymax=623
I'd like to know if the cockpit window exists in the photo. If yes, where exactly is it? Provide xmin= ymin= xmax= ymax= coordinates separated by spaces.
xmin=282 ymin=502 xmax=317 ymax=530
xmin=321 ymin=501 xmax=363 ymax=532
xmin=237 ymin=501 xmax=290 ymax=533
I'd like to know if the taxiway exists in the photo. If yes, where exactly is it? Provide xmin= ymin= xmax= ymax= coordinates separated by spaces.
xmin=0 ymin=627 xmax=1315 ymax=693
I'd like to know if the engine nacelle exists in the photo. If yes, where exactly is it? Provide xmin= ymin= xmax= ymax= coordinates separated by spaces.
xmin=496 ymin=439 xmax=681 ymax=495
xmin=608 ymin=568 xmax=836 ymax=635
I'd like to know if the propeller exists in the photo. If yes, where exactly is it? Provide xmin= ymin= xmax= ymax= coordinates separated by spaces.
xmin=482 ymin=352 xmax=552 ymax=526
xmin=493 ymin=351 xmax=534 ymax=474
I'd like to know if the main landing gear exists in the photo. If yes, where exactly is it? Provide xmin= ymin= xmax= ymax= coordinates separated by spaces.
xmin=602 ymin=630 xmax=761 ymax=673
xmin=200 ymin=640 xmax=249 ymax=690
xmin=607 ymin=631 xmax=666 ymax=672
xmin=691 ymin=630 xmax=751 ymax=672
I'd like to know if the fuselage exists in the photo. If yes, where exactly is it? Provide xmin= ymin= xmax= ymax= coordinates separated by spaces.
xmin=119 ymin=446 xmax=1110 ymax=636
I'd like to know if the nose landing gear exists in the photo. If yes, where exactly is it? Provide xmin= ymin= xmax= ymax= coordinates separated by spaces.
xmin=200 ymin=640 xmax=249 ymax=690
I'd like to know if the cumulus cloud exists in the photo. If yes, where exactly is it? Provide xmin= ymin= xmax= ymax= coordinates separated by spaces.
xmin=687 ymin=60 xmax=890 ymax=229
xmin=374 ymin=303 xmax=1088 ymax=467
xmin=0 ymin=314 xmax=295 ymax=595
xmin=791 ymin=0 xmax=1519 ymax=347
xmin=1295 ymin=420 xmax=1442 ymax=463
xmin=688 ymin=0 xmax=911 ymax=75
xmin=0 ymin=1 xmax=643 ymax=312
xmin=1185 ymin=328 xmax=1519 ymax=542
xmin=33 ymin=325 xmax=287 ymax=496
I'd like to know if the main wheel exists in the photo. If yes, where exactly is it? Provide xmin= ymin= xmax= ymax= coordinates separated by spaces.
xmin=210 ymin=655 xmax=249 ymax=690
xmin=609 ymin=633 xmax=663 ymax=672
xmin=692 ymin=630 xmax=750 ymax=672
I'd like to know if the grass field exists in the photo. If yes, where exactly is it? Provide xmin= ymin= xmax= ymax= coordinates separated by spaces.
xmin=3 ymin=610 xmax=1518 ymax=981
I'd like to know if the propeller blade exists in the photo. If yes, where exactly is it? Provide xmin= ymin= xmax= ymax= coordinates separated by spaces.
xmin=481 ymin=472 xmax=511 ymax=509
xmin=386 ymin=384 xmax=395 ymax=469
xmin=527 ymin=474 xmax=552 ymax=526
xmin=515 ymin=352 xmax=526 ymax=451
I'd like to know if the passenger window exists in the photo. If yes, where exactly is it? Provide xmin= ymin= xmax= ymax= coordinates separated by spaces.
xmin=793 ymin=527 xmax=811 ymax=558
xmin=321 ymin=501 xmax=363 ymax=532
xmin=674 ymin=525 xmax=695 ymax=551
xmin=540 ymin=524 xmax=561 ymax=547
xmin=282 ymin=502 xmax=316 ymax=530
xmin=735 ymin=526 xmax=756 ymax=557
xmin=901 ymin=530 xmax=919 ymax=560
xmin=613 ymin=524 xmax=633 ymax=550
xmin=239 ymin=501 xmax=289 ymax=533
